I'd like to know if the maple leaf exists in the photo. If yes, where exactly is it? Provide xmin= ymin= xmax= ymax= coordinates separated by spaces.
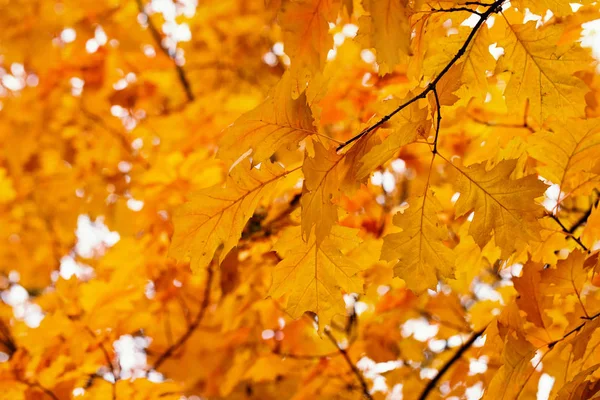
xmin=268 ymin=225 xmax=364 ymax=326
xmin=496 ymin=16 xmax=592 ymax=122
xmin=528 ymin=118 xmax=600 ymax=197
xmin=170 ymin=161 xmax=300 ymax=272
xmin=381 ymin=191 xmax=455 ymax=293
xmin=485 ymin=333 xmax=537 ymax=400
xmin=218 ymin=72 xmax=316 ymax=166
xmin=450 ymin=158 xmax=548 ymax=257
xmin=279 ymin=0 xmax=341 ymax=99
xmin=358 ymin=0 xmax=412 ymax=75
xmin=301 ymin=142 xmax=343 ymax=243
xmin=513 ymin=262 xmax=549 ymax=329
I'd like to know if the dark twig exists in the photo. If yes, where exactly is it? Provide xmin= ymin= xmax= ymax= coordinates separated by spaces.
xmin=85 ymin=327 xmax=118 ymax=399
xmin=325 ymin=329 xmax=373 ymax=400
xmin=432 ymin=88 xmax=442 ymax=154
xmin=81 ymin=107 xmax=150 ymax=169
xmin=418 ymin=327 xmax=486 ymax=400
xmin=547 ymin=310 xmax=600 ymax=349
xmin=428 ymin=7 xmax=483 ymax=16
xmin=28 ymin=382 xmax=60 ymax=400
xmin=568 ymin=195 xmax=599 ymax=234
xmin=135 ymin=0 xmax=195 ymax=102
xmin=547 ymin=213 xmax=589 ymax=252
xmin=150 ymin=266 xmax=213 ymax=372
xmin=336 ymin=0 xmax=504 ymax=152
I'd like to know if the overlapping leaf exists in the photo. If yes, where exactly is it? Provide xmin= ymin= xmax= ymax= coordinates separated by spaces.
xmin=170 ymin=161 xmax=300 ymax=271
xmin=381 ymin=191 xmax=455 ymax=293
xmin=451 ymin=159 xmax=547 ymax=257
xmin=269 ymin=226 xmax=364 ymax=326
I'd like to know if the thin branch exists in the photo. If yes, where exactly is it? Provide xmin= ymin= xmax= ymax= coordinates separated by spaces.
xmin=84 ymin=327 xmax=118 ymax=400
xmin=150 ymin=266 xmax=213 ymax=372
xmin=547 ymin=213 xmax=589 ymax=252
xmin=468 ymin=114 xmax=535 ymax=133
xmin=547 ymin=310 xmax=600 ymax=350
xmin=418 ymin=327 xmax=486 ymax=400
xmin=428 ymin=7 xmax=483 ymax=16
xmin=28 ymin=382 xmax=60 ymax=400
xmin=432 ymin=88 xmax=442 ymax=154
xmin=568 ymin=195 xmax=599 ymax=234
xmin=336 ymin=0 xmax=504 ymax=152
xmin=274 ymin=349 xmax=342 ymax=360
xmin=81 ymin=107 xmax=150 ymax=169
xmin=325 ymin=329 xmax=373 ymax=400
xmin=135 ymin=0 xmax=195 ymax=102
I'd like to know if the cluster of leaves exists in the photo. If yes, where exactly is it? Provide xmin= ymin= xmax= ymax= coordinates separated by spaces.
xmin=2 ymin=0 xmax=600 ymax=399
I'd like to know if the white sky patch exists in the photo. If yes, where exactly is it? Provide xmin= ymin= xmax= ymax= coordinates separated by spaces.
xmin=114 ymin=334 xmax=149 ymax=379
xmin=542 ymin=183 xmax=562 ymax=212
xmin=537 ymin=373 xmax=555 ymax=400
xmin=75 ymin=215 xmax=120 ymax=258
xmin=402 ymin=318 xmax=439 ymax=341
xmin=1 ymin=285 xmax=44 ymax=328
xmin=59 ymin=256 xmax=95 ymax=280
xmin=466 ymin=381 xmax=484 ymax=400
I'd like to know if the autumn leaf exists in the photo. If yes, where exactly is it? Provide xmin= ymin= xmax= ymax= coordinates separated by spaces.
xmin=218 ymin=72 xmax=316 ymax=165
xmin=170 ymin=161 xmax=300 ymax=272
xmin=358 ymin=0 xmax=412 ymax=75
xmin=279 ymin=0 xmax=341 ymax=99
xmin=450 ymin=158 xmax=548 ymax=257
xmin=269 ymin=225 xmax=364 ymax=326
xmin=528 ymin=118 xmax=600 ymax=197
xmin=381 ymin=191 xmax=455 ymax=293
xmin=496 ymin=15 xmax=592 ymax=122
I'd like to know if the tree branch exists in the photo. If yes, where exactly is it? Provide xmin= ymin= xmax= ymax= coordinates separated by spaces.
xmin=150 ymin=266 xmax=213 ymax=372
xmin=336 ymin=0 xmax=504 ymax=152
xmin=135 ymin=0 xmax=195 ymax=102
xmin=547 ymin=213 xmax=589 ymax=252
xmin=568 ymin=195 xmax=599 ymax=234
xmin=432 ymin=88 xmax=442 ymax=154
xmin=428 ymin=6 xmax=483 ymax=16
xmin=418 ymin=327 xmax=486 ymax=400
xmin=325 ymin=329 xmax=373 ymax=400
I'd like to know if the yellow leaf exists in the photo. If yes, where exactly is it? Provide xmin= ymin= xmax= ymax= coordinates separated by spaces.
xmin=513 ymin=262 xmax=549 ymax=328
xmin=280 ymin=0 xmax=341 ymax=99
xmin=359 ymin=0 xmax=412 ymax=75
xmin=301 ymin=142 xmax=343 ymax=243
xmin=451 ymin=158 xmax=547 ymax=258
xmin=529 ymin=119 xmax=600 ymax=198
xmin=269 ymin=225 xmax=363 ymax=326
xmin=485 ymin=333 xmax=536 ymax=400
xmin=496 ymin=17 xmax=592 ymax=122
xmin=381 ymin=191 xmax=455 ymax=293
xmin=170 ymin=161 xmax=300 ymax=272
xmin=218 ymin=72 xmax=316 ymax=165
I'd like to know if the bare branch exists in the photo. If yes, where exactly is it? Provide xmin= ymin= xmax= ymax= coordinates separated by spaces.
xmin=547 ymin=213 xmax=589 ymax=253
xmin=135 ymin=0 xmax=195 ymax=102
xmin=325 ymin=329 xmax=373 ymax=400
xmin=150 ymin=266 xmax=213 ymax=372
xmin=418 ymin=327 xmax=486 ymax=400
